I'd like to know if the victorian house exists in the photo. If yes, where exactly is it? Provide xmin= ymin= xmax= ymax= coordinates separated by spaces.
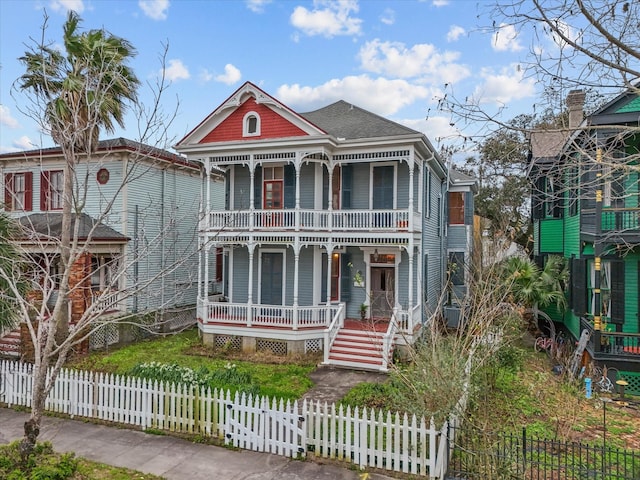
xmin=176 ymin=82 xmax=472 ymax=371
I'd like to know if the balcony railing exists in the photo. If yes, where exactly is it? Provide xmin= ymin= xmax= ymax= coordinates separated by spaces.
xmin=205 ymin=209 xmax=413 ymax=233
xmin=580 ymin=317 xmax=640 ymax=360
xmin=90 ymin=290 xmax=121 ymax=313
xmin=601 ymin=208 xmax=640 ymax=232
xmin=582 ymin=208 xmax=640 ymax=235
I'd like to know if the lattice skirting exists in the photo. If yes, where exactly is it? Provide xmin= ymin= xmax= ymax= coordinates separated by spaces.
xmin=214 ymin=335 xmax=242 ymax=352
xmin=89 ymin=323 xmax=120 ymax=350
xmin=305 ymin=338 xmax=322 ymax=354
xmin=256 ymin=338 xmax=287 ymax=356
xmin=619 ymin=371 xmax=640 ymax=396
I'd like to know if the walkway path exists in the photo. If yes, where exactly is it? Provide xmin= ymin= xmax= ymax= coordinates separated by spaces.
xmin=0 ymin=408 xmax=396 ymax=480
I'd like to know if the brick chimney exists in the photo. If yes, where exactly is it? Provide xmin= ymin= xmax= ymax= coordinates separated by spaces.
xmin=566 ymin=89 xmax=586 ymax=129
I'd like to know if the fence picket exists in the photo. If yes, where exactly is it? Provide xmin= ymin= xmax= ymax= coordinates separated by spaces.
xmin=0 ymin=360 xmax=449 ymax=477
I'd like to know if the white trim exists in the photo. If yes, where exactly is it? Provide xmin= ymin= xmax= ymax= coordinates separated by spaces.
xmin=369 ymin=162 xmax=397 ymax=209
xmin=313 ymin=247 xmax=322 ymax=305
xmin=361 ymin=247 xmax=401 ymax=310
xmin=242 ymin=111 xmax=261 ymax=137
xmin=258 ymin=248 xmax=287 ymax=305
xmin=228 ymin=247 xmax=234 ymax=301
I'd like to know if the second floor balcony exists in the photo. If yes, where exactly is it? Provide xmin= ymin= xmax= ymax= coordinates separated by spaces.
xmin=202 ymin=208 xmax=419 ymax=234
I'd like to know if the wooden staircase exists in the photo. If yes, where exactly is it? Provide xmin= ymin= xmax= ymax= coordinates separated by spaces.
xmin=0 ymin=327 xmax=21 ymax=359
xmin=326 ymin=320 xmax=394 ymax=372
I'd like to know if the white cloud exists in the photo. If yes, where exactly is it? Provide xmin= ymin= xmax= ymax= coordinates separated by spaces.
xmin=472 ymin=65 xmax=536 ymax=105
xmin=246 ymin=0 xmax=271 ymax=13
xmin=50 ymin=0 xmax=84 ymax=13
xmin=0 ymin=105 xmax=20 ymax=129
xmin=14 ymin=136 xmax=36 ymax=150
xmin=199 ymin=69 xmax=214 ymax=83
xmin=139 ymin=0 xmax=169 ymax=20
xmin=432 ymin=0 xmax=449 ymax=6
xmin=447 ymin=25 xmax=465 ymax=42
xmin=380 ymin=8 xmax=395 ymax=25
xmin=290 ymin=0 xmax=362 ymax=38
xmin=162 ymin=59 xmax=190 ymax=81
xmin=358 ymin=39 xmax=470 ymax=85
xmin=277 ymin=75 xmax=430 ymax=116
xmin=215 ymin=64 xmax=242 ymax=85
xmin=492 ymin=23 xmax=523 ymax=52
xmin=548 ymin=19 xmax=579 ymax=49
xmin=401 ymin=116 xmax=459 ymax=144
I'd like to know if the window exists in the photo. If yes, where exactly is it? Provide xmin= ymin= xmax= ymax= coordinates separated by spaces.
xmin=41 ymin=171 xmax=64 ymax=211
xmin=330 ymin=253 xmax=340 ymax=301
xmin=448 ymin=192 xmax=464 ymax=225
xmin=4 ymin=172 xmax=33 ymax=211
xmin=243 ymin=112 xmax=261 ymax=137
xmin=448 ymin=252 xmax=465 ymax=286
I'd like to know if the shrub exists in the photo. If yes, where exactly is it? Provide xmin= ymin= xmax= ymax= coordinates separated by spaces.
xmin=0 ymin=441 xmax=78 ymax=480
xmin=127 ymin=361 xmax=259 ymax=395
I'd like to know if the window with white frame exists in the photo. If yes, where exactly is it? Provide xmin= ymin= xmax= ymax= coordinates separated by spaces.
xmin=41 ymin=170 xmax=64 ymax=211
xmin=588 ymin=259 xmax=611 ymax=320
xmin=4 ymin=172 xmax=33 ymax=211
xmin=243 ymin=112 xmax=261 ymax=137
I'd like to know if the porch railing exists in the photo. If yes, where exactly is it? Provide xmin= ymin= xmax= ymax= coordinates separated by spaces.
xmin=396 ymin=304 xmax=421 ymax=333
xmin=207 ymin=209 xmax=413 ymax=232
xmin=381 ymin=311 xmax=400 ymax=371
xmin=323 ymin=303 xmax=345 ymax=365
xmin=90 ymin=290 xmax=121 ymax=313
xmin=601 ymin=208 xmax=640 ymax=232
xmin=204 ymin=301 xmax=336 ymax=330
xmin=580 ymin=317 xmax=640 ymax=359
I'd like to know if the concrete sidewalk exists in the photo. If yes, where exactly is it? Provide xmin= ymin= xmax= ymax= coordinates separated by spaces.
xmin=0 ymin=408 xmax=396 ymax=480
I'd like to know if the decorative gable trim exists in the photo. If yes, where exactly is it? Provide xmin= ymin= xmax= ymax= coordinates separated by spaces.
xmin=176 ymin=81 xmax=326 ymax=147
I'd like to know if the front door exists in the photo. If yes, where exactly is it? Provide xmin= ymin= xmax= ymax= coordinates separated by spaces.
xmin=370 ymin=267 xmax=394 ymax=318
xmin=261 ymin=252 xmax=283 ymax=305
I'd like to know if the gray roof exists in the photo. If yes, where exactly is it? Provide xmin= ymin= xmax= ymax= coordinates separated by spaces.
xmin=300 ymin=101 xmax=420 ymax=140
xmin=450 ymin=169 xmax=476 ymax=183
xmin=18 ymin=213 xmax=129 ymax=242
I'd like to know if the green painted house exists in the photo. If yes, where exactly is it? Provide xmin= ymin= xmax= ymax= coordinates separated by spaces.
xmin=530 ymin=87 xmax=640 ymax=395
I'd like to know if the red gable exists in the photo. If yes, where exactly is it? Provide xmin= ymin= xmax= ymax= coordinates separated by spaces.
xmin=199 ymin=97 xmax=308 ymax=143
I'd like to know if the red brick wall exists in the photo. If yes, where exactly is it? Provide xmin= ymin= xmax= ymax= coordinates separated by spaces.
xmin=199 ymin=98 xmax=308 ymax=143
xmin=69 ymin=253 xmax=91 ymax=324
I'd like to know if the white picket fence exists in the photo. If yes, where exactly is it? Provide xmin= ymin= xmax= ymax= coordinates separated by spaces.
xmin=0 ymin=360 xmax=449 ymax=477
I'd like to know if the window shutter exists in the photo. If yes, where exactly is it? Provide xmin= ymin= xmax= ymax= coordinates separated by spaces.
xmin=24 ymin=172 xmax=33 ymax=211
xmin=253 ymin=166 xmax=262 ymax=209
xmin=224 ymin=169 xmax=230 ymax=210
xmin=464 ymin=191 xmax=473 ymax=225
xmin=4 ymin=173 xmax=13 ymax=210
xmin=341 ymin=165 xmax=353 ymax=209
xmin=610 ymin=261 xmax=625 ymax=324
xmin=41 ymin=171 xmax=51 ymax=211
xmin=322 ymin=169 xmax=329 ymax=209
xmin=321 ymin=253 xmax=328 ymax=302
xmin=340 ymin=253 xmax=351 ymax=302
xmin=573 ymin=258 xmax=587 ymax=316
xmin=284 ymin=164 xmax=295 ymax=209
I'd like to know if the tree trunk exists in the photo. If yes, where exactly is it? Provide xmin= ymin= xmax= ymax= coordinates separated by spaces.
xmin=20 ymin=362 xmax=47 ymax=461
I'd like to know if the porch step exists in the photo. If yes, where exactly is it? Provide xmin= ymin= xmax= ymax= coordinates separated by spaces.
xmin=0 ymin=328 xmax=21 ymax=359
xmin=326 ymin=327 xmax=393 ymax=372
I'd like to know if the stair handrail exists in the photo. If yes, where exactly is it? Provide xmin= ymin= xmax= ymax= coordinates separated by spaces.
xmin=323 ymin=303 xmax=345 ymax=365
xmin=381 ymin=309 xmax=400 ymax=371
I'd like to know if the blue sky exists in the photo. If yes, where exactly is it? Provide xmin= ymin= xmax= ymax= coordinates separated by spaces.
xmin=0 ymin=0 xmax=546 ymax=156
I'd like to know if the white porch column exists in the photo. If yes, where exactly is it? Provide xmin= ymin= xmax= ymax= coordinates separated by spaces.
xmin=408 ymin=244 xmax=414 ymax=311
xmin=327 ymin=164 xmax=333 ymax=231
xmin=325 ymin=244 xmax=333 ymax=306
xmin=247 ymin=243 xmax=256 ymax=326
xmin=249 ymin=156 xmax=255 ymax=231
xmin=293 ymin=242 xmax=300 ymax=330
xmin=205 ymin=156 xmax=211 ymax=219
xmin=295 ymin=158 xmax=301 ymax=232
xmin=408 ymin=162 xmax=414 ymax=230
xmin=203 ymin=245 xmax=210 ymax=301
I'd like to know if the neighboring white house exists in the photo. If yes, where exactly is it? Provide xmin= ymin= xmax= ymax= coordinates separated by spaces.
xmin=0 ymin=138 xmax=205 ymax=355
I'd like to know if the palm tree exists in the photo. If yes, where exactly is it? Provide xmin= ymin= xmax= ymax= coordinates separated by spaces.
xmin=15 ymin=11 xmax=140 ymax=458
xmin=501 ymin=255 xmax=568 ymax=333
xmin=19 ymin=11 xmax=139 ymax=152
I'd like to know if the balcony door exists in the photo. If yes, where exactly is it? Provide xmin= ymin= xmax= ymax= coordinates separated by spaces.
xmin=261 ymin=252 xmax=283 ymax=305
xmin=372 ymin=165 xmax=394 ymax=209
xmin=263 ymin=166 xmax=283 ymax=227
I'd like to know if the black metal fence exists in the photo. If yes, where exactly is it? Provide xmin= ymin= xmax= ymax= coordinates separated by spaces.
xmin=447 ymin=426 xmax=640 ymax=480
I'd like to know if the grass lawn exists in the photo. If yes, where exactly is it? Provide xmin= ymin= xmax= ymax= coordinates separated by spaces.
xmin=69 ymin=329 xmax=316 ymax=400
